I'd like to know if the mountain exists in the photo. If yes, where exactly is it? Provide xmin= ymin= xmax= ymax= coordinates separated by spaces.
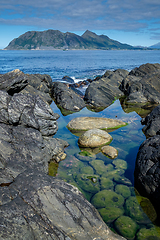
xmin=5 ymin=29 xmax=135 ymax=50
xmin=149 ymin=42 xmax=160 ymax=49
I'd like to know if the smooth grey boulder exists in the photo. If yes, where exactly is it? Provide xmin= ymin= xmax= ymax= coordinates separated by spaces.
xmin=51 ymin=82 xmax=85 ymax=113
xmin=0 ymin=168 xmax=125 ymax=240
xmin=84 ymin=69 xmax=128 ymax=109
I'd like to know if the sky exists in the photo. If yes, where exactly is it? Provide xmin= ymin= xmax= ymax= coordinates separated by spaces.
xmin=0 ymin=0 xmax=160 ymax=49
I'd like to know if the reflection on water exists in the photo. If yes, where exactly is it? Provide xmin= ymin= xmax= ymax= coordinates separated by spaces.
xmin=49 ymin=100 xmax=160 ymax=240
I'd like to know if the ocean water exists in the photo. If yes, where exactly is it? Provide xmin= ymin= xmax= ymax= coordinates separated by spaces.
xmin=1 ymin=50 xmax=160 ymax=239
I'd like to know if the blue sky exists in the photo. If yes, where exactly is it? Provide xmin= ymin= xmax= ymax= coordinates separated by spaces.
xmin=0 ymin=0 xmax=160 ymax=49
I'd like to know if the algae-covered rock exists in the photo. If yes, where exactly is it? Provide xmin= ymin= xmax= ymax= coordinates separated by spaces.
xmin=75 ymin=174 xmax=100 ymax=193
xmin=137 ymin=227 xmax=160 ymax=240
xmin=101 ymin=145 xmax=118 ymax=159
xmin=91 ymin=189 xmax=124 ymax=209
xmin=78 ymin=129 xmax=112 ymax=147
xmin=114 ymin=216 xmax=138 ymax=240
xmin=125 ymin=196 xmax=156 ymax=224
xmin=115 ymin=184 xmax=131 ymax=199
xmin=136 ymin=196 xmax=157 ymax=222
xmin=114 ymin=175 xmax=132 ymax=186
xmin=48 ymin=161 xmax=59 ymax=176
xmin=112 ymin=159 xmax=127 ymax=170
xmin=100 ymin=177 xmax=114 ymax=190
xmin=90 ymin=159 xmax=108 ymax=175
xmin=75 ymin=152 xmax=96 ymax=162
xmin=80 ymin=166 xmax=94 ymax=175
xmin=99 ymin=207 xmax=124 ymax=224
xmin=102 ymin=169 xmax=125 ymax=179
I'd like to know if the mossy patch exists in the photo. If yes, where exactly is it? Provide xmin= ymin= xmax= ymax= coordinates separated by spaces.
xmin=115 ymin=184 xmax=131 ymax=199
xmin=99 ymin=207 xmax=124 ymax=224
xmin=114 ymin=216 xmax=138 ymax=240
xmin=91 ymin=189 xmax=124 ymax=209
xmin=48 ymin=161 xmax=59 ymax=177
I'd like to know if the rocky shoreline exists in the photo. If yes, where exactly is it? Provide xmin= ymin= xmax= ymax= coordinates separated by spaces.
xmin=0 ymin=69 xmax=125 ymax=239
xmin=1 ymin=63 xmax=160 ymax=239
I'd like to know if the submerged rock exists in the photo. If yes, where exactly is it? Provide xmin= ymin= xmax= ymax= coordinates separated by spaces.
xmin=78 ymin=129 xmax=112 ymax=147
xmin=67 ymin=117 xmax=127 ymax=131
xmin=91 ymin=189 xmax=124 ymax=209
xmin=99 ymin=207 xmax=124 ymax=224
xmin=114 ymin=216 xmax=138 ymax=240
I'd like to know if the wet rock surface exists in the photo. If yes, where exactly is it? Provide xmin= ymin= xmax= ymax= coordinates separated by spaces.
xmin=67 ymin=117 xmax=127 ymax=131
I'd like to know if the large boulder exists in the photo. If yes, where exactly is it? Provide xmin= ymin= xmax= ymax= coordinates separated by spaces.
xmin=0 ymin=169 xmax=125 ymax=240
xmin=51 ymin=82 xmax=86 ymax=113
xmin=134 ymin=135 xmax=160 ymax=208
xmin=0 ymin=90 xmax=68 ymax=184
xmin=120 ymin=63 xmax=160 ymax=104
xmin=84 ymin=69 xmax=128 ymax=109
xmin=141 ymin=104 xmax=160 ymax=137
xmin=67 ymin=117 xmax=127 ymax=131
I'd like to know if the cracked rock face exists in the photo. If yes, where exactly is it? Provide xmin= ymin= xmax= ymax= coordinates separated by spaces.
xmin=0 ymin=90 xmax=68 ymax=185
xmin=0 ymin=169 xmax=125 ymax=240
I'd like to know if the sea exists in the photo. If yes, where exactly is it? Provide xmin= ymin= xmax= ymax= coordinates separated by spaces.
xmin=1 ymin=50 xmax=160 ymax=239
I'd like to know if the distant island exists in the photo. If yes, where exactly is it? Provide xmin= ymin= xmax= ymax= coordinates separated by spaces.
xmin=4 ymin=29 xmax=147 ymax=50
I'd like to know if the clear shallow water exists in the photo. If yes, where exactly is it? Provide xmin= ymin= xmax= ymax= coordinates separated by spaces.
xmin=1 ymin=50 xmax=160 ymax=239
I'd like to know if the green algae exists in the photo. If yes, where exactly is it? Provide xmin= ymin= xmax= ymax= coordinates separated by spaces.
xmin=114 ymin=216 xmax=139 ymax=240
xmin=48 ymin=161 xmax=59 ymax=177
xmin=136 ymin=227 xmax=160 ymax=240
xmin=112 ymin=159 xmax=127 ymax=170
xmin=74 ymin=174 xmax=100 ymax=193
xmin=91 ymin=189 xmax=124 ymax=209
xmin=99 ymin=207 xmax=124 ymax=224
xmin=115 ymin=184 xmax=131 ymax=199
xmin=100 ymin=177 xmax=114 ymax=190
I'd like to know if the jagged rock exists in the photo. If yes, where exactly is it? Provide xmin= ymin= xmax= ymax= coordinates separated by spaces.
xmin=0 ymin=69 xmax=28 ymax=94
xmin=67 ymin=117 xmax=127 ymax=131
xmin=78 ymin=129 xmax=112 ymax=147
xmin=120 ymin=63 xmax=160 ymax=104
xmin=0 ymin=90 xmax=68 ymax=184
xmin=141 ymin=104 xmax=160 ymax=137
xmin=0 ymin=169 xmax=125 ymax=240
xmin=84 ymin=69 xmax=127 ymax=109
xmin=134 ymin=135 xmax=160 ymax=207
xmin=51 ymin=82 xmax=85 ymax=113
xmin=62 ymin=75 xmax=74 ymax=83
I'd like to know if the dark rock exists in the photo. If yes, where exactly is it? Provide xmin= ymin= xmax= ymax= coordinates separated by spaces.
xmin=135 ymin=135 xmax=160 ymax=208
xmin=0 ymin=169 xmax=125 ymax=240
xmin=62 ymin=75 xmax=74 ymax=83
xmin=120 ymin=63 xmax=160 ymax=104
xmin=129 ymin=63 xmax=160 ymax=77
xmin=84 ymin=69 xmax=127 ymax=108
xmin=51 ymin=82 xmax=85 ymax=112
xmin=0 ymin=69 xmax=28 ymax=95
xmin=20 ymin=84 xmax=53 ymax=104
xmin=141 ymin=104 xmax=160 ymax=137
xmin=0 ymin=90 xmax=68 ymax=184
